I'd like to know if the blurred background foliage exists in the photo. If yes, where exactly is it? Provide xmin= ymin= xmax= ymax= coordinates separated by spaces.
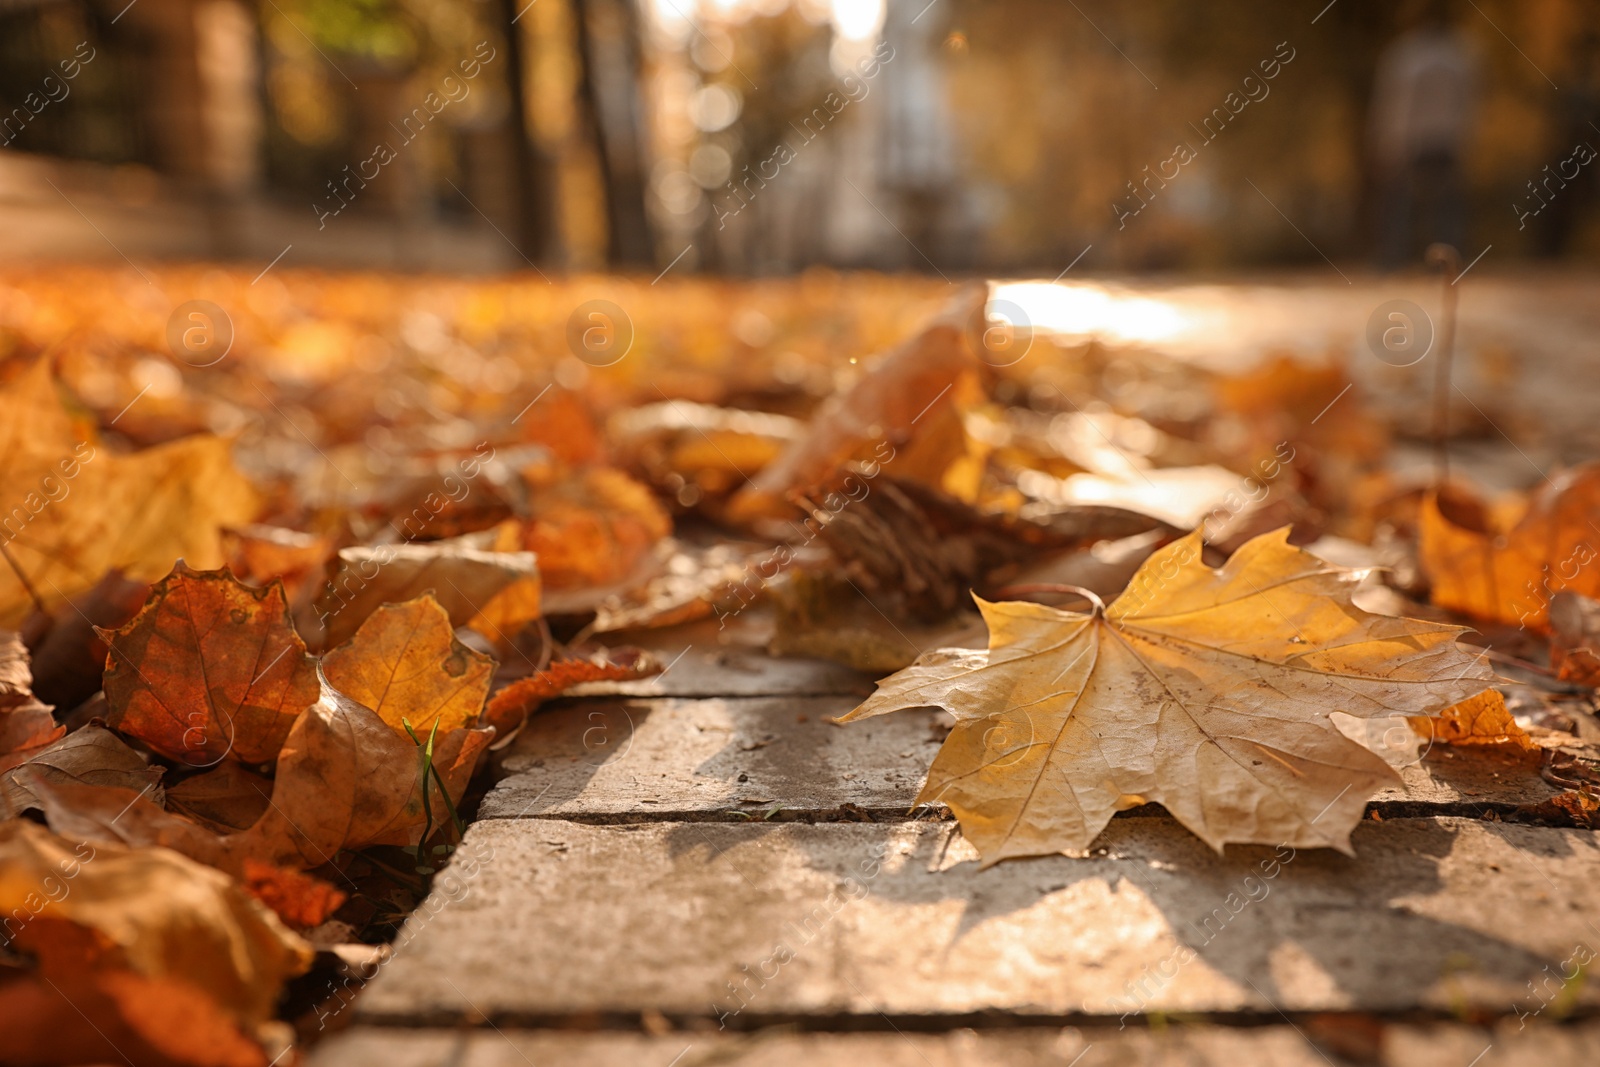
xmin=0 ymin=0 xmax=1595 ymax=272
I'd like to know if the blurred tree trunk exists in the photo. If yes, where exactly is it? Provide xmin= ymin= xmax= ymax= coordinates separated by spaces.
xmin=495 ymin=0 xmax=556 ymax=263
xmin=573 ymin=0 xmax=655 ymax=268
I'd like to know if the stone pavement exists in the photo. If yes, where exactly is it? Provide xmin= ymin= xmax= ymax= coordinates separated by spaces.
xmin=310 ymin=619 xmax=1600 ymax=1066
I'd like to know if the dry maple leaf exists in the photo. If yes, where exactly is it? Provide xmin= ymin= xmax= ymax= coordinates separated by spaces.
xmin=232 ymin=679 xmax=493 ymax=867
xmin=322 ymin=594 xmax=494 ymax=735
xmin=0 ymin=820 xmax=311 ymax=1055
xmin=101 ymin=564 xmax=321 ymax=767
xmin=840 ymin=528 xmax=1495 ymax=864
xmin=1419 ymin=467 xmax=1600 ymax=631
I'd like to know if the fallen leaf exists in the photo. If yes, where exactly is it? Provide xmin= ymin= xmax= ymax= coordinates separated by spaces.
xmin=19 ymin=775 xmax=232 ymax=872
xmin=840 ymin=528 xmax=1494 ymax=864
xmin=1549 ymin=590 xmax=1600 ymax=686
xmin=232 ymin=679 xmax=493 ymax=867
xmin=608 ymin=400 xmax=803 ymax=504
xmin=521 ymin=466 xmax=672 ymax=590
xmin=1409 ymin=689 xmax=1539 ymax=753
xmin=0 ymin=361 xmax=260 ymax=627
xmin=1212 ymin=353 xmax=1388 ymax=465
xmin=808 ymin=475 xmax=1165 ymax=621
xmin=0 ymin=630 xmax=60 ymax=758
xmin=591 ymin=539 xmax=769 ymax=633
xmin=0 ymin=969 xmax=273 ymax=1067
xmin=101 ymin=564 xmax=321 ymax=767
xmin=221 ymin=523 xmax=335 ymax=600
xmin=0 ymin=820 xmax=311 ymax=1042
xmin=314 ymin=537 xmax=541 ymax=650
xmin=1419 ymin=467 xmax=1600 ymax=631
xmin=240 ymin=859 xmax=347 ymax=930
xmin=1540 ymin=789 xmax=1600 ymax=827
xmin=15 ymin=776 xmax=352 ymax=934
xmin=164 ymin=762 xmax=274 ymax=834
xmin=484 ymin=649 xmax=661 ymax=735
xmin=322 ymin=595 xmax=494 ymax=735
xmin=1 ymin=725 xmax=163 ymax=817
xmin=511 ymin=385 xmax=604 ymax=465
xmin=727 ymin=284 xmax=988 ymax=523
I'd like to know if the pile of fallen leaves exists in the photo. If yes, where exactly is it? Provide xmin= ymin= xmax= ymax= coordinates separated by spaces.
xmin=0 ymin=266 xmax=1597 ymax=1062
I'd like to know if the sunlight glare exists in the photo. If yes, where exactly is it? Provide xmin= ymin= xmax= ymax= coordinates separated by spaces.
xmin=993 ymin=281 xmax=1197 ymax=345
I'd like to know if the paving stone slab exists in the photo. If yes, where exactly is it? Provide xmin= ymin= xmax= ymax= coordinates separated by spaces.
xmin=486 ymin=695 xmax=1563 ymax=820
xmin=355 ymin=818 xmax=1600 ymax=1024
xmin=309 ymin=1021 xmax=1600 ymax=1067
xmin=485 ymin=696 xmax=945 ymax=819
xmin=565 ymin=617 xmax=878 ymax=700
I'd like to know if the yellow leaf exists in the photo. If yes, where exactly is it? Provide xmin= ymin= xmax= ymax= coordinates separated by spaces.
xmin=1409 ymin=689 xmax=1538 ymax=753
xmin=0 ymin=362 xmax=259 ymax=626
xmin=322 ymin=595 xmax=493 ymax=735
xmin=841 ymin=528 xmax=1494 ymax=864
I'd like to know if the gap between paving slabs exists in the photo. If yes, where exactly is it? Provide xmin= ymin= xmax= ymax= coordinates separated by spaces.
xmin=324 ymin=637 xmax=1600 ymax=1058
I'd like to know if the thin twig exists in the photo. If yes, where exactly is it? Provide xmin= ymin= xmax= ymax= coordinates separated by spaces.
xmin=1426 ymin=243 xmax=1462 ymax=488
xmin=0 ymin=541 xmax=47 ymax=617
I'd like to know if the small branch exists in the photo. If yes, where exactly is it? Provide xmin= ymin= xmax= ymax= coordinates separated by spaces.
xmin=0 ymin=541 xmax=47 ymax=618
xmin=1426 ymin=243 xmax=1462 ymax=489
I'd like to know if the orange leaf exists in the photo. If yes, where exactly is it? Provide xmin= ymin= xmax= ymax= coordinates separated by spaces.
xmin=0 ymin=361 xmax=260 ymax=627
xmin=1419 ymin=468 xmax=1600 ymax=631
xmin=0 ymin=821 xmax=311 ymax=1038
xmin=101 ymin=564 xmax=321 ymax=766
xmin=522 ymin=467 xmax=671 ymax=590
xmin=0 ymin=969 xmax=271 ymax=1067
xmin=241 ymin=859 xmax=347 ymax=930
